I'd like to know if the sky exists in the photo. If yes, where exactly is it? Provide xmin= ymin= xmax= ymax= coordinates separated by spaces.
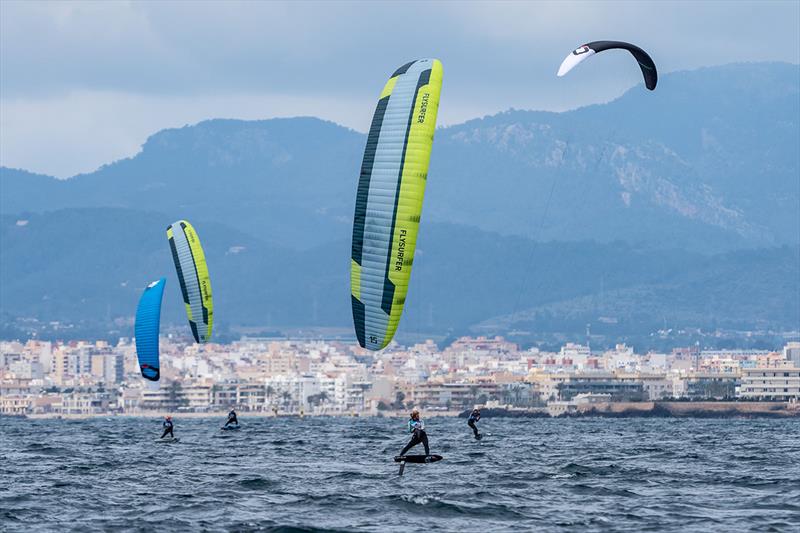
xmin=1 ymin=0 xmax=798 ymax=178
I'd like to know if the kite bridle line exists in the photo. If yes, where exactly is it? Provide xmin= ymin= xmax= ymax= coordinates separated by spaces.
xmin=508 ymin=123 xmax=623 ymax=346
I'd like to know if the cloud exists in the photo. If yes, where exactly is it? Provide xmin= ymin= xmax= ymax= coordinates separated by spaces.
xmin=0 ymin=89 xmax=372 ymax=178
xmin=1 ymin=0 xmax=798 ymax=176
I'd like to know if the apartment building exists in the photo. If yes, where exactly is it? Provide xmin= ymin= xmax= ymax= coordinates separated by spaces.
xmin=738 ymin=366 xmax=800 ymax=400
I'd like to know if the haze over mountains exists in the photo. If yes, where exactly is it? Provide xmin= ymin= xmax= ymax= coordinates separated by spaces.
xmin=1 ymin=63 xmax=798 ymax=347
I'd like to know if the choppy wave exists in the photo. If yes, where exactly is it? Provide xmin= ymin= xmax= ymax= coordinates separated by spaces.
xmin=1 ymin=417 xmax=799 ymax=531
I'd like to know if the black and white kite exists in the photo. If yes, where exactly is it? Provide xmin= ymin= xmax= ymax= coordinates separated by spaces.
xmin=557 ymin=40 xmax=658 ymax=90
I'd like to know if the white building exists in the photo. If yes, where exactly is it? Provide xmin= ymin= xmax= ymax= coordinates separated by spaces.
xmin=9 ymin=360 xmax=44 ymax=380
xmin=783 ymin=342 xmax=800 ymax=367
xmin=738 ymin=365 xmax=800 ymax=400
xmin=559 ymin=343 xmax=591 ymax=368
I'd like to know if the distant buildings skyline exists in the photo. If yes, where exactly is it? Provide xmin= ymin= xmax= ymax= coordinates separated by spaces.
xmin=2 ymin=337 xmax=799 ymax=417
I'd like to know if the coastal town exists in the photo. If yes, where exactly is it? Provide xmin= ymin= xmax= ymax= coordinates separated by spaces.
xmin=1 ymin=336 xmax=799 ymax=418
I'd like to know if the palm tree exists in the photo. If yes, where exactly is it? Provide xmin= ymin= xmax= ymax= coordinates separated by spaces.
xmin=467 ymin=385 xmax=480 ymax=408
xmin=393 ymin=391 xmax=405 ymax=410
xmin=307 ymin=391 xmax=330 ymax=414
xmin=281 ymin=391 xmax=292 ymax=412
xmin=265 ymin=385 xmax=275 ymax=412
xmin=306 ymin=394 xmax=318 ymax=412
xmin=166 ymin=381 xmax=188 ymax=410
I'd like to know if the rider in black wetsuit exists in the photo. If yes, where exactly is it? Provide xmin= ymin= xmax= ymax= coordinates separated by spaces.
xmin=467 ymin=408 xmax=481 ymax=439
xmin=224 ymin=408 xmax=238 ymax=427
xmin=399 ymin=408 xmax=430 ymax=457
xmin=161 ymin=416 xmax=174 ymax=439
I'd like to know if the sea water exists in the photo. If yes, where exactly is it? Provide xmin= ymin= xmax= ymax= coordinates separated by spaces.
xmin=1 ymin=416 xmax=799 ymax=531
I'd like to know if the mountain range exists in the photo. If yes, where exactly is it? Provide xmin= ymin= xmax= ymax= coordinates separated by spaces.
xmin=1 ymin=62 xmax=798 ymax=347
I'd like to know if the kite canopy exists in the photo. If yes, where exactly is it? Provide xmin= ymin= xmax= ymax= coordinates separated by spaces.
xmin=135 ymin=278 xmax=165 ymax=381
xmin=557 ymin=40 xmax=658 ymax=90
xmin=350 ymin=59 xmax=444 ymax=351
xmin=167 ymin=220 xmax=213 ymax=343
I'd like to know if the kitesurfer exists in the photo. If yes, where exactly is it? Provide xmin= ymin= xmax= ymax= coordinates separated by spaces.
xmin=160 ymin=416 xmax=174 ymax=439
xmin=467 ymin=408 xmax=481 ymax=439
xmin=399 ymin=408 xmax=430 ymax=457
xmin=224 ymin=408 xmax=238 ymax=427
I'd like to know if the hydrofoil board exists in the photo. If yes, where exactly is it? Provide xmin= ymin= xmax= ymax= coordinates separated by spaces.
xmin=394 ymin=454 xmax=443 ymax=464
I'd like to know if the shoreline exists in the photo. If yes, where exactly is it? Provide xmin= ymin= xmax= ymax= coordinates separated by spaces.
xmin=561 ymin=400 xmax=800 ymax=419
xmin=8 ymin=401 xmax=800 ymax=420
xmin=14 ymin=410 xmax=463 ymax=420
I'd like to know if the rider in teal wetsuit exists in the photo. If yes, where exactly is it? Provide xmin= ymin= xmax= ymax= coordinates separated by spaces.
xmin=399 ymin=408 xmax=430 ymax=456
